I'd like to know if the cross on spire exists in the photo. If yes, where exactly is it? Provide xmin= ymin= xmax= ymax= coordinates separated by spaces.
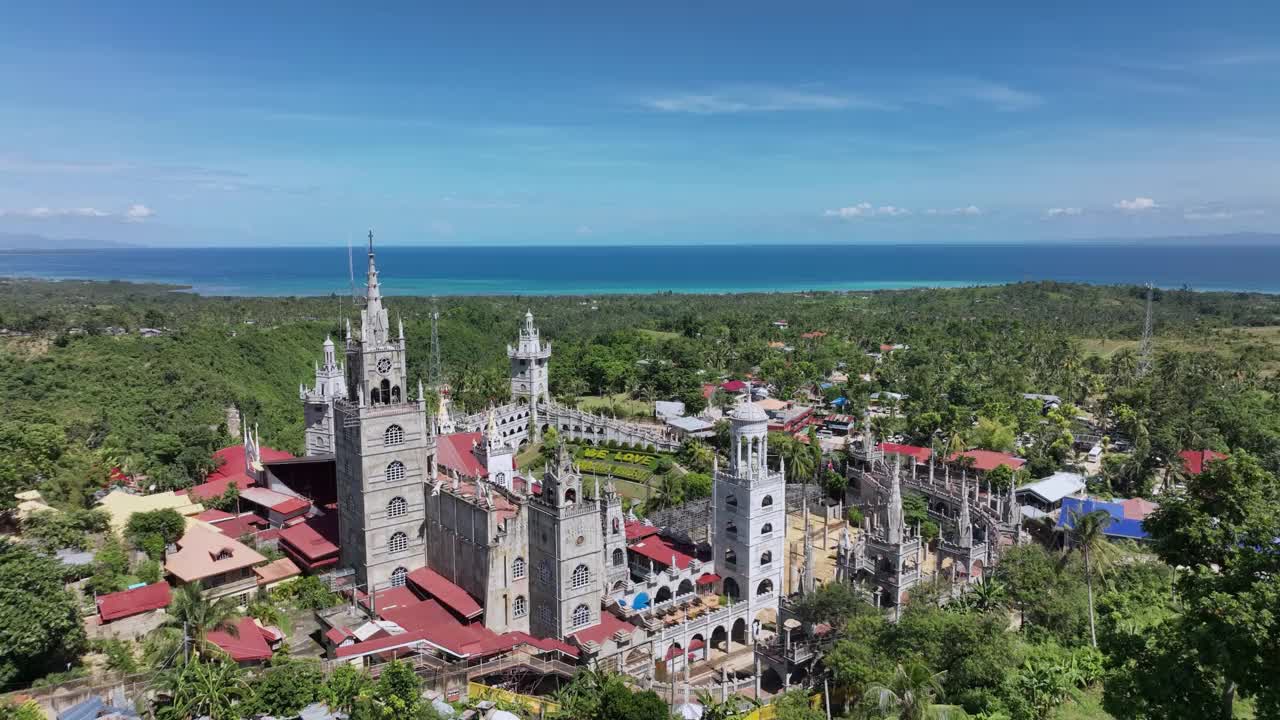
xmin=368 ymin=229 xmax=375 ymax=255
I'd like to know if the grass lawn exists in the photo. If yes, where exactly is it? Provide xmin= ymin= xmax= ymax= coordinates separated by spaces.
xmin=637 ymin=328 xmax=681 ymax=341
xmin=1077 ymin=338 xmax=1139 ymax=358
xmin=1052 ymin=689 xmax=1115 ymax=720
xmin=576 ymin=393 xmax=654 ymax=417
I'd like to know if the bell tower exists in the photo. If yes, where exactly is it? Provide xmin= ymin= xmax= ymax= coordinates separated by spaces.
xmin=301 ymin=335 xmax=346 ymax=456
xmin=333 ymin=232 xmax=437 ymax=591
xmin=508 ymin=311 xmax=551 ymax=440
xmin=526 ymin=447 xmax=604 ymax=638
xmin=712 ymin=402 xmax=786 ymax=614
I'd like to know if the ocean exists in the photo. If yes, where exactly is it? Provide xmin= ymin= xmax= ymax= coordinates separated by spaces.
xmin=1 ymin=243 xmax=1278 ymax=296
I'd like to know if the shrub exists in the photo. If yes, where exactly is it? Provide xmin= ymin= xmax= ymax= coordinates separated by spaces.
xmin=137 ymin=558 xmax=162 ymax=584
xmin=126 ymin=509 xmax=186 ymax=549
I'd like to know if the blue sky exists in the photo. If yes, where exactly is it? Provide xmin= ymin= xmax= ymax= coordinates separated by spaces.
xmin=1 ymin=1 xmax=1279 ymax=246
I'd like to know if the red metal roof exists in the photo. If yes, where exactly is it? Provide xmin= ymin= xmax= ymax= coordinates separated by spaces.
xmin=207 ymin=617 xmax=273 ymax=662
xmin=407 ymin=566 xmax=483 ymax=619
xmin=209 ymin=512 xmax=269 ymax=540
xmin=1179 ymin=449 xmax=1227 ymax=476
xmin=567 ymin=611 xmax=635 ymax=647
xmin=97 ymin=582 xmax=171 ymax=622
xmin=629 ymin=534 xmax=695 ymax=570
xmin=720 ymin=380 xmax=747 ymax=392
xmin=325 ymin=626 xmax=354 ymax=646
xmin=947 ymin=450 xmax=1026 ymax=472
xmin=625 ymin=520 xmax=660 ymax=542
xmin=195 ymin=508 xmax=234 ymax=522
xmin=879 ymin=443 xmax=933 ymax=464
xmin=278 ymin=514 xmax=340 ymax=563
xmin=207 ymin=444 xmax=293 ymax=481
xmin=435 ymin=432 xmax=487 ymax=478
xmin=185 ymin=473 xmax=256 ymax=502
xmin=696 ymin=573 xmax=721 ymax=585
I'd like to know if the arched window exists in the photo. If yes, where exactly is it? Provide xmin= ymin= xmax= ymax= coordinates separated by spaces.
xmin=386 ymin=460 xmax=405 ymax=482
xmin=571 ymin=564 xmax=590 ymax=589
xmin=512 ymin=556 xmax=526 ymax=580
xmin=564 ymin=488 xmax=577 ymax=504
xmin=756 ymin=579 xmax=774 ymax=597
xmin=388 ymin=531 xmax=408 ymax=554
xmin=370 ymin=387 xmax=382 ymax=404
xmin=726 ymin=493 xmax=738 ymax=507
xmin=390 ymin=567 xmax=408 ymax=587
xmin=391 ymin=385 xmax=401 ymax=403
xmin=612 ymin=518 xmax=620 ymax=534
xmin=380 ymin=379 xmax=390 ymax=403
xmin=760 ymin=550 xmax=772 ymax=566
xmin=612 ymin=548 xmax=624 ymax=566
xmin=384 ymin=424 xmax=404 ymax=446
xmin=724 ymin=548 xmax=737 ymax=566
xmin=725 ymin=521 xmax=738 ymax=536
xmin=513 ymin=595 xmax=527 ymax=618
xmin=571 ymin=604 xmax=590 ymax=628
xmin=495 ymin=472 xmax=507 ymax=487
xmin=761 ymin=495 xmax=774 ymax=507
xmin=387 ymin=496 xmax=407 ymax=519
xmin=761 ymin=523 xmax=773 ymax=535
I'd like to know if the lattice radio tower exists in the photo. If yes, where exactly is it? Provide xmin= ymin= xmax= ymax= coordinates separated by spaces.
xmin=429 ymin=299 xmax=444 ymax=390
xmin=1137 ymin=283 xmax=1154 ymax=377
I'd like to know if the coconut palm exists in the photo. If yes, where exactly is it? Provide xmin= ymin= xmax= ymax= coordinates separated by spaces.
xmin=154 ymin=656 xmax=249 ymax=720
xmin=863 ymin=662 xmax=949 ymax=720
xmin=1060 ymin=508 xmax=1116 ymax=648
xmin=164 ymin=582 xmax=242 ymax=658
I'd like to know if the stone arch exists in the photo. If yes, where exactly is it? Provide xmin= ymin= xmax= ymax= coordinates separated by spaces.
xmin=390 ymin=566 xmax=408 ymax=587
xmin=761 ymin=494 xmax=774 ymax=507
xmin=756 ymin=578 xmax=773 ymax=597
xmin=725 ymin=493 xmax=738 ymax=507
xmin=612 ymin=548 xmax=625 ymax=566
xmin=759 ymin=666 xmax=784 ymax=694
xmin=387 ymin=496 xmax=408 ymax=519
xmin=612 ymin=579 xmax=627 ymax=593
xmin=564 ymin=488 xmax=577 ymax=504
xmin=723 ymin=577 xmax=741 ymax=601
xmin=761 ymin=522 xmax=773 ymax=535
xmin=677 ymin=579 xmax=694 ymax=596
xmin=710 ymin=625 xmax=728 ymax=652
xmin=384 ymin=424 xmax=404 ymax=446
xmin=760 ymin=550 xmax=772 ymax=566
xmin=731 ymin=618 xmax=747 ymax=645
xmin=388 ymin=531 xmax=408 ymax=554
xmin=655 ymin=585 xmax=673 ymax=603
xmin=723 ymin=548 xmax=738 ymax=566
xmin=390 ymin=385 xmax=401 ymax=403
xmin=970 ymin=559 xmax=984 ymax=581
xmin=725 ymin=520 xmax=738 ymax=536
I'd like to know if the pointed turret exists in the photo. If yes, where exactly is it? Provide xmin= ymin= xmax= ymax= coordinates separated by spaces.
xmin=957 ymin=476 xmax=973 ymax=548
xmin=885 ymin=459 xmax=904 ymax=545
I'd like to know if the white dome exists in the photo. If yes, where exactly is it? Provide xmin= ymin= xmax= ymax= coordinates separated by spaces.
xmin=730 ymin=402 xmax=769 ymax=423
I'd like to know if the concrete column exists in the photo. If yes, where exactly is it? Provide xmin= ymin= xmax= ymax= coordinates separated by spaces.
xmin=754 ymin=656 xmax=761 ymax=700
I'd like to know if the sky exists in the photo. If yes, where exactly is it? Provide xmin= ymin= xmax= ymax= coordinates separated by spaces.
xmin=1 ymin=1 xmax=1279 ymax=246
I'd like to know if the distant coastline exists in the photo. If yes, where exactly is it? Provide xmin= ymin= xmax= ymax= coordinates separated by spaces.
xmin=2 ymin=242 xmax=1279 ymax=296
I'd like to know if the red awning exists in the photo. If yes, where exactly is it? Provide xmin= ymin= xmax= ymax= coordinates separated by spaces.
xmin=696 ymin=573 xmax=721 ymax=585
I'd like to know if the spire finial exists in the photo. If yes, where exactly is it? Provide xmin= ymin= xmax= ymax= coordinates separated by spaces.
xmin=367 ymin=229 xmax=374 ymax=255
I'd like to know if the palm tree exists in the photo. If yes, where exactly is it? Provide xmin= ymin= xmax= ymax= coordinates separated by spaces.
xmin=863 ymin=662 xmax=950 ymax=720
xmin=164 ymin=582 xmax=242 ymax=658
xmin=155 ymin=656 xmax=248 ymax=720
xmin=695 ymin=691 xmax=759 ymax=720
xmin=1060 ymin=508 xmax=1116 ymax=648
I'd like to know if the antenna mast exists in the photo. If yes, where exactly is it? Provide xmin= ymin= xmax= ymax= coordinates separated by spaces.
xmin=1137 ymin=283 xmax=1154 ymax=377
xmin=430 ymin=299 xmax=444 ymax=389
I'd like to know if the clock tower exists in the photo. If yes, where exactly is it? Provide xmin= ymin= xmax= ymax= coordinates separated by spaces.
xmin=333 ymin=232 xmax=436 ymax=591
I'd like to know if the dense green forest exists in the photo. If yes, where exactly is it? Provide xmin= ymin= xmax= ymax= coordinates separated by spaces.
xmin=2 ymin=278 xmax=1279 ymax=509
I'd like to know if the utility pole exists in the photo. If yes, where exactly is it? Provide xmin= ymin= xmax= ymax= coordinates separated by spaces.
xmin=1138 ymin=283 xmax=1154 ymax=377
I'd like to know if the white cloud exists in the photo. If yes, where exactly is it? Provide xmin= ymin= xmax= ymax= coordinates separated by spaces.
xmin=576 ymin=225 xmax=593 ymax=236
xmin=0 ymin=204 xmax=154 ymax=221
xmin=928 ymin=205 xmax=982 ymax=216
xmin=824 ymin=202 xmax=910 ymax=218
xmin=125 ymin=204 xmax=155 ymax=222
xmin=1184 ymin=208 xmax=1266 ymax=221
xmin=1046 ymin=207 xmax=1083 ymax=217
xmin=644 ymin=87 xmax=893 ymax=114
xmin=0 ymin=206 xmax=110 ymax=218
xmin=1114 ymin=197 xmax=1159 ymax=211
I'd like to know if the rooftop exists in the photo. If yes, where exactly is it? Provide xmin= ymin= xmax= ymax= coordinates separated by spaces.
xmin=207 ymin=444 xmax=294 ymax=481
xmin=625 ymin=519 xmax=660 ymax=542
xmin=1057 ymin=497 xmax=1151 ymax=540
xmin=97 ymin=489 xmax=204 ymax=535
xmin=239 ymin=486 xmax=311 ymax=515
xmin=1017 ymin=471 xmax=1086 ymax=505
xmin=1179 ymin=449 xmax=1227 ymax=476
xmin=629 ymin=533 xmax=696 ymax=571
xmin=97 ymin=581 xmax=171 ymax=622
xmin=948 ymin=449 xmax=1026 ymax=472
xmin=278 ymin=514 xmax=340 ymax=563
xmin=880 ymin=443 xmax=933 ymax=464
xmin=254 ymin=557 xmax=302 ymax=586
xmin=436 ymin=431 xmax=487 ymax=478
xmin=407 ymin=566 xmax=484 ymax=620
xmin=207 ymin=617 xmax=274 ymax=662
xmin=165 ymin=525 xmax=266 ymax=583
xmin=184 ymin=472 xmax=256 ymax=502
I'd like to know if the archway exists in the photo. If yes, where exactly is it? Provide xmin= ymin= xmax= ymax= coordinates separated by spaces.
xmin=723 ymin=577 xmax=740 ymax=601
xmin=731 ymin=618 xmax=748 ymax=646
xmin=759 ymin=667 xmax=784 ymax=694
xmin=970 ymin=559 xmax=984 ymax=581
xmin=656 ymin=585 xmax=673 ymax=604
xmin=677 ymin=579 xmax=694 ymax=597
xmin=688 ymin=633 xmax=707 ymax=663
xmin=756 ymin=578 xmax=774 ymax=597
xmin=710 ymin=625 xmax=728 ymax=653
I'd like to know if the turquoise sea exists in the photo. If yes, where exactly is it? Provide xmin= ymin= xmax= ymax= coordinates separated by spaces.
xmin=1 ymin=244 xmax=1278 ymax=296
